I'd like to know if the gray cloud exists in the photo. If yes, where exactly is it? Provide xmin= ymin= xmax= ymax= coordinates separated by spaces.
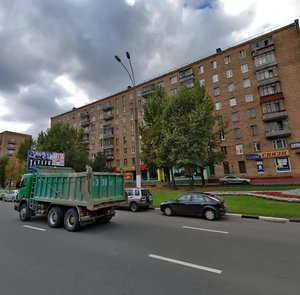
xmin=0 ymin=0 xmax=297 ymax=137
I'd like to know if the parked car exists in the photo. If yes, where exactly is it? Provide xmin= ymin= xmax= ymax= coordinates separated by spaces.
xmin=160 ymin=192 xmax=227 ymax=220
xmin=118 ymin=188 xmax=153 ymax=212
xmin=2 ymin=190 xmax=18 ymax=202
xmin=219 ymin=175 xmax=251 ymax=185
xmin=0 ymin=190 xmax=9 ymax=200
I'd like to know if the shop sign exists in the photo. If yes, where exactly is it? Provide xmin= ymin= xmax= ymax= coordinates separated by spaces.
xmin=246 ymin=150 xmax=289 ymax=160
xmin=246 ymin=154 xmax=261 ymax=160
xmin=290 ymin=142 xmax=300 ymax=149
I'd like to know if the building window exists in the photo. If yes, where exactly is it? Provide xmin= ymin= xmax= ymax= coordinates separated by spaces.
xmin=215 ymin=102 xmax=222 ymax=110
xmin=265 ymin=120 xmax=288 ymax=132
xmin=233 ymin=128 xmax=241 ymax=139
xmin=262 ymin=99 xmax=285 ymax=114
xmin=227 ymin=83 xmax=235 ymax=92
xmin=256 ymin=160 xmax=264 ymax=173
xmin=216 ymin=115 xmax=223 ymax=125
xmin=259 ymin=82 xmax=281 ymax=96
xmin=253 ymin=142 xmax=261 ymax=151
xmin=241 ymin=64 xmax=249 ymax=73
xmin=256 ymin=66 xmax=278 ymax=81
xmin=213 ymin=87 xmax=220 ymax=96
xmin=199 ymin=65 xmax=204 ymax=74
xmin=170 ymin=88 xmax=177 ymax=95
xmin=229 ymin=98 xmax=237 ymax=107
xmin=212 ymin=74 xmax=219 ymax=83
xmin=132 ymin=157 xmax=136 ymax=165
xmin=157 ymin=81 xmax=164 ymax=88
xmin=131 ymin=146 xmax=136 ymax=153
xmin=221 ymin=146 xmax=227 ymax=154
xmin=199 ymin=79 xmax=205 ymax=86
xmin=223 ymin=162 xmax=230 ymax=175
xmin=124 ymin=158 xmax=128 ymax=165
xmin=220 ymin=132 xmax=225 ymax=141
xmin=272 ymin=139 xmax=287 ymax=149
xmin=239 ymin=49 xmax=246 ymax=59
xmin=226 ymin=69 xmax=233 ymax=78
xmin=238 ymin=161 xmax=247 ymax=173
xmin=211 ymin=60 xmax=217 ymax=69
xmin=247 ymin=108 xmax=256 ymax=119
xmin=209 ymin=165 xmax=215 ymax=175
xmin=250 ymin=125 xmax=258 ymax=136
xmin=179 ymin=67 xmax=193 ymax=78
xmin=224 ymin=55 xmax=231 ymax=64
xmin=170 ymin=76 xmax=177 ymax=84
xmin=275 ymin=157 xmax=291 ymax=172
xmin=236 ymin=145 xmax=244 ymax=155
xmin=254 ymin=51 xmax=276 ymax=67
xmin=245 ymin=93 xmax=254 ymax=102
xmin=243 ymin=78 xmax=251 ymax=88
xmin=231 ymin=112 xmax=239 ymax=122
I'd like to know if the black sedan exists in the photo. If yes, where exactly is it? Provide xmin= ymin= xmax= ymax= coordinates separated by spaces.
xmin=160 ymin=192 xmax=227 ymax=221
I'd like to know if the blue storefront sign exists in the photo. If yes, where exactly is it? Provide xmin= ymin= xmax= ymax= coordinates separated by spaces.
xmin=290 ymin=142 xmax=300 ymax=149
xmin=246 ymin=153 xmax=261 ymax=160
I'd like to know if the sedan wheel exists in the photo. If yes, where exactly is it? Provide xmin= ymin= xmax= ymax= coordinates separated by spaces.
xmin=164 ymin=206 xmax=173 ymax=216
xmin=204 ymin=209 xmax=216 ymax=221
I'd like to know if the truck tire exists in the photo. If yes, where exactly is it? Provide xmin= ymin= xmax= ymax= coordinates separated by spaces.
xmin=19 ymin=203 xmax=31 ymax=221
xmin=64 ymin=208 xmax=80 ymax=232
xmin=48 ymin=207 xmax=64 ymax=228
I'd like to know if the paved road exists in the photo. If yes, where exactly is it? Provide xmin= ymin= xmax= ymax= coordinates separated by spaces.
xmin=0 ymin=202 xmax=299 ymax=295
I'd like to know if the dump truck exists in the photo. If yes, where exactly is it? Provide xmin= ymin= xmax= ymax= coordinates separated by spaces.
xmin=14 ymin=166 xmax=126 ymax=231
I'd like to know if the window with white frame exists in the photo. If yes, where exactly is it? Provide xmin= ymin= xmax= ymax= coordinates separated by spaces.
xmin=199 ymin=65 xmax=204 ymax=74
xmin=170 ymin=88 xmax=177 ymax=95
xmin=199 ymin=79 xmax=205 ymax=86
xmin=262 ymin=99 xmax=285 ymax=114
xmin=233 ymin=128 xmax=241 ymax=139
xmin=213 ymin=87 xmax=220 ymax=96
xmin=212 ymin=74 xmax=219 ymax=83
xmin=272 ymin=138 xmax=287 ymax=149
xmin=250 ymin=125 xmax=258 ymax=136
xmin=235 ymin=144 xmax=244 ymax=154
xmin=211 ymin=60 xmax=217 ymax=69
xmin=245 ymin=93 xmax=254 ymax=102
xmin=256 ymin=66 xmax=278 ymax=81
xmin=254 ymin=51 xmax=276 ymax=67
xmin=259 ymin=82 xmax=281 ymax=96
xmin=226 ymin=69 xmax=233 ymax=78
xmin=241 ymin=64 xmax=249 ymax=73
xmin=220 ymin=132 xmax=225 ymax=141
xmin=224 ymin=55 xmax=231 ymax=64
xmin=227 ymin=83 xmax=235 ymax=92
xmin=239 ymin=49 xmax=246 ymax=58
xmin=253 ymin=142 xmax=261 ymax=151
xmin=229 ymin=98 xmax=237 ymax=107
xmin=243 ymin=78 xmax=251 ymax=88
xmin=170 ymin=76 xmax=177 ymax=84
xmin=215 ymin=102 xmax=222 ymax=110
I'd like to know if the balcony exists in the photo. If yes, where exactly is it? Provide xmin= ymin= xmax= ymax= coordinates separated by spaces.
xmin=82 ymin=134 xmax=89 ymax=143
xmin=103 ymin=131 xmax=114 ymax=139
xmin=257 ymin=76 xmax=280 ymax=87
xmin=265 ymin=128 xmax=291 ymax=139
xmin=7 ymin=144 xmax=16 ymax=150
xmin=103 ymin=103 xmax=113 ymax=111
xmin=104 ymin=148 xmax=114 ymax=160
xmin=263 ymin=110 xmax=288 ymax=122
xmin=103 ymin=113 xmax=114 ymax=121
xmin=80 ymin=119 xmax=90 ymax=127
xmin=8 ymin=139 xmax=16 ymax=144
xmin=141 ymin=84 xmax=154 ymax=97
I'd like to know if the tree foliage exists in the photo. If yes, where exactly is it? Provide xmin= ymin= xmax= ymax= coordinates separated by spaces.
xmin=140 ymin=82 xmax=225 ymax=187
xmin=36 ymin=124 xmax=89 ymax=171
xmin=5 ymin=155 xmax=19 ymax=189
xmin=0 ymin=155 xmax=9 ymax=188
xmin=17 ymin=137 xmax=34 ymax=162
xmin=89 ymin=152 xmax=112 ymax=172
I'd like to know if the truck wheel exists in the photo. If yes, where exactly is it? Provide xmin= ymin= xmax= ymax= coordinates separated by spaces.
xmin=64 ymin=208 xmax=80 ymax=232
xmin=130 ymin=202 xmax=138 ymax=212
xmin=48 ymin=207 xmax=64 ymax=228
xmin=19 ymin=203 xmax=31 ymax=221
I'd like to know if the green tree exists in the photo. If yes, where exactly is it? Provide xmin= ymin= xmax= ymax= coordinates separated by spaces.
xmin=0 ymin=155 xmax=9 ymax=188
xmin=17 ymin=136 xmax=34 ymax=176
xmin=89 ymin=152 xmax=112 ymax=172
xmin=164 ymin=83 xmax=224 ymax=186
xmin=5 ymin=155 xmax=19 ymax=190
xmin=36 ymin=124 xmax=89 ymax=171
xmin=140 ymin=87 xmax=175 ymax=187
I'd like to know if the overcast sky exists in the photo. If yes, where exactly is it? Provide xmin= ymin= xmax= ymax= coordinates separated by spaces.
xmin=0 ymin=0 xmax=299 ymax=138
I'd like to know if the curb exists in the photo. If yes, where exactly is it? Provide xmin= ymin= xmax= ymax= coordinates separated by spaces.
xmin=227 ymin=213 xmax=300 ymax=223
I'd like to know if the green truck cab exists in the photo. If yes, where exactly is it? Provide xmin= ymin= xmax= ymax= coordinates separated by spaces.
xmin=15 ymin=166 xmax=126 ymax=231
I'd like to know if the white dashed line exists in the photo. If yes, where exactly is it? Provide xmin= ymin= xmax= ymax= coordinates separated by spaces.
xmin=23 ymin=225 xmax=47 ymax=232
xmin=149 ymin=254 xmax=222 ymax=274
xmin=182 ymin=226 xmax=228 ymax=234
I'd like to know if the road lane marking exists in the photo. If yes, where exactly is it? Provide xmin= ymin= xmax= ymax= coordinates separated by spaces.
xmin=23 ymin=225 xmax=47 ymax=232
xmin=149 ymin=254 xmax=222 ymax=274
xmin=182 ymin=226 xmax=228 ymax=234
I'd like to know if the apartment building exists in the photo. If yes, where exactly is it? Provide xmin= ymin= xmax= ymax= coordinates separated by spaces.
xmin=0 ymin=131 xmax=31 ymax=158
xmin=51 ymin=20 xmax=300 ymax=184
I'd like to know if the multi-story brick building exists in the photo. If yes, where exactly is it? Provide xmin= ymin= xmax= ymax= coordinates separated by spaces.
xmin=51 ymin=20 xmax=300 ymax=184
xmin=0 ymin=131 xmax=31 ymax=158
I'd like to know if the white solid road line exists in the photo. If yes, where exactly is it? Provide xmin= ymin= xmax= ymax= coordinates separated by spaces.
xmin=23 ymin=225 xmax=47 ymax=231
xmin=149 ymin=254 xmax=222 ymax=274
xmin=182 ymin=226 xmax=229 ymax=234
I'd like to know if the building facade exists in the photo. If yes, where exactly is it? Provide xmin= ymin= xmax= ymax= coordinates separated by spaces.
xmin=51 ymin=20 xmax=300 ymax=184
xmin=0 ymin=131 xmax=31 ymax=158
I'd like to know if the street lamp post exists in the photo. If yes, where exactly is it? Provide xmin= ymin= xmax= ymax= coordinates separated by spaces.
xmin=115 ymin=52 xmax=141 ymax=188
